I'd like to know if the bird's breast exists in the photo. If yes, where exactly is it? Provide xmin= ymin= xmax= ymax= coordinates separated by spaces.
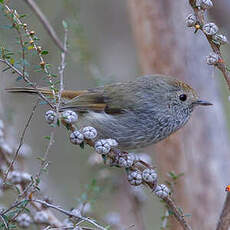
xmin=81 ymin=109 xmax=190 ymax=150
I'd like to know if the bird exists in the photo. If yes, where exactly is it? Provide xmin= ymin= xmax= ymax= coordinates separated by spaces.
xmin=6 ymin=74 xmax=212 ymax=150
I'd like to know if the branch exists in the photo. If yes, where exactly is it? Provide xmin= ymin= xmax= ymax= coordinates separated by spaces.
xmin=188 ymin=0 xmax=230 ymax=90
xmin=3 ymin=100 xmax=38 ymax=183
xmin=23 ymin=0 xmax=66 ymax=52
xmin=3 ymin=3 xmax=56 ymax=98
xmin=59 ymin=119 xmax=192 ymax=230
xmin=163 ymin=197 xmax=192 ymax=230
xmin=216 ymin=193 xmax=230 ymax=230
xmin=32 ymin=200 xmax=107 ymax=230
xmin=56 ymin=23 xmax=68 ymax=112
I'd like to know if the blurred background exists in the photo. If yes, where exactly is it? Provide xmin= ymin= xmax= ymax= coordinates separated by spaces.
xmin=0 ymin=0 xmax=230 ymax=229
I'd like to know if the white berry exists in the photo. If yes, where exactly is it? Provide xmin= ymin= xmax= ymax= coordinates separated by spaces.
xmin=94 ymin=139 xmax=111 ymax=155
xmin=16 ymin=213 xmax=32 ymax=228
xmin=70 ymin=130 xmax=84 ymax=144
xmin=45 ymin=110 xmax=57 ymax=124
xmin=200 ymin=0 xmax=213 ymax=10
xmin=62 ymin=110 xmax=78 ymax=124
xmin=154 ymin=184 xmax=170 ymax=198
xmin=206 ymin=52 xmax=219 ymax=65
xmin=185 ymin=14 xmax=196 ymax=27
xmin=34 ymin=211 xmax=49 ymax=224
xmin=203 ymin=23 xmax=218 ymax=36
xmin=128 ymin=171 xmax=143 ymax=186
xmin=142 ymin=168 xmax=157 ymax=183
xmin=213 ymin=34 xmax=228 ymax=45
xmin=118 ymin=154 xmax=135 ymax=168
xmin=82 ymin=126 xmax=97 ymax=139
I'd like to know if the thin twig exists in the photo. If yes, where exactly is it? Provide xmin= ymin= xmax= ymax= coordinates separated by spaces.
xmin=216 ymin=193 xmax=230 ymax=230
xmin=0 ymin=58 xmax=54 ymax=109
xmin=3 ymin=100 xmax=39 ymax=183
xmin=23 ymin=0 xmax=66 ymax=52
xmin=0 ymin=214 xmax=8 ymax=230
xmin=16 ymin=22 xmax=26 ymax=79
xmin=163 ymin=197 xmax=192 ymax=230
xmin=56 ymin=24 xmax=68 ymax=112
xmin=189 ymin=0 xmax=230 ymax=90
xmin=43 ymin=131 xmax=55 ymax=162
xmin=187 ymin=4 xmax=230 ymax=229
xmin=46 ymin=227 xmax=96 ymax=230
xmin=32 ymin=199 xmax=107 ymax=230
xmin=37 ymin=131 xmax=55 ymax=179
xmin=161 ymin=209 xmax=169 ymax=229
xmin=4 ymin=3 xmax=56 ymax=99
xmin=0 ymin=199 xmax=27 ymax=216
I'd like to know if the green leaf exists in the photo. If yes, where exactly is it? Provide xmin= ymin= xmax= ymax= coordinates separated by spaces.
xmin=80 ymin=142 xmax=84 ymax=149
xmin=41 ymin=50 xmax=48 ymax=55
xmin=27 ymin=45 xmax=34 ymax=50
xmin=36 ymin=156 xmax=45 ymax=162
xmin=54 ymin=80 xmax=60 ymax=85
xmin=81 ymin=192 xmax=87 ymax=201
xmin=18 ymin=200 xmax=29 ymax=208
xmin=35 ymin=177 xmax=40 ymax=185
xmin=16 ymin=76 xmax=23 ymax=81
xmin=178 ymin=207 xmax=184 ymax=215
xmin=9 ymin=58 xmax=14 ymax=65
xmin=50 ymin=123 xmax=57 ymax=128
xmin=50 ymin=73 xmax=57 ymax=78
xmin=39 ymin=100 xmax=48 ymax=105
xmin=0 ymin=0 xmax=4 ymax=4
xmin=184 ymin=213 xmax=192 ymax=218
xmin=33 ymin=36 xmax=39 ymax=41
xmin=168 ymin=210 xmax=174 ymax=216
xmin=44 ymin=136 xmax=51 ymax=140
xmin=19 ymin=14 xmax=26 ymax=18
xmin=2 ymin=66 xmax=11 ymax=72
xmin=56 ymin=119 xmax=60 ymax=127
xmin=62 ymin=20 xmax=68 ymax=29
xmin=15 ymin=185 xmax=20 ymax=194
xmin=65 ymin=123 xmax=71 ymax=130
xmin=23 ymin=207 xmax=31 ymax=213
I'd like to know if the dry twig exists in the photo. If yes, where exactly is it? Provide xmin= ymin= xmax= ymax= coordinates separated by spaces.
xmin=189 ymin=0 xmax=230 ymax=90
xmin=56 ymin=22 xmax=68 ymax=112
xmin=216 ymin=193 xmax=230 ymax=230
xmin=3 ymin=100 xmax=38 ymax=183
xmin=188 ymin=1 xmax=230 ymax=230
xmin=23 ymin=0 xmax=66 ymax=52
xmin=32 ymin=200 xmax=107 ymax=230
xmin=3 ymin=3 xmax=56 ymax=98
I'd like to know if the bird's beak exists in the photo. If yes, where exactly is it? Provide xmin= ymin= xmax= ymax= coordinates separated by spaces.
xmin=193 ymin=100 xmax=213 ymax=106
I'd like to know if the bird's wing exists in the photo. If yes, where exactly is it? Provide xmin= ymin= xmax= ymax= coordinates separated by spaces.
xmin=61 ymin=89 xmax=107 ymax=112
xmin=61 ymin=82 xmax=136 ymax=114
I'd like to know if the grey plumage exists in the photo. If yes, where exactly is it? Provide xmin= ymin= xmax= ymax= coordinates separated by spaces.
xmin=73 ymin=75 xmax=207 ymax=149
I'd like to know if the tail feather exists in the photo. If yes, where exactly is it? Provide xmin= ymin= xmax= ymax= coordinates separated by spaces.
xmin=6 ymin=87 xmax=107 ymax=112
xmin=5 ymin=87 xmax=51 ymax=95
xmin=5 ymin=87 xmax=87 ymax=99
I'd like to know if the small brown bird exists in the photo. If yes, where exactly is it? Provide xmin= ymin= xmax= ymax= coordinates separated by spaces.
xmin=7 ymin=74 xmax=212 ymax=150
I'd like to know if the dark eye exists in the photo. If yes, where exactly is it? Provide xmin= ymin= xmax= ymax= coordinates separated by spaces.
xmin=179 ymin=94 xmax=187 ymax=101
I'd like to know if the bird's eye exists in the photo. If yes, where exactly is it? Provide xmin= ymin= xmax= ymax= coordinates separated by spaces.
xmin=179 ymin=94 xmax=187 ymax=102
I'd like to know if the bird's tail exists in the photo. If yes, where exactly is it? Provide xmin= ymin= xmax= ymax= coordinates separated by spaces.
xmin=5 ymin=87 xmax=87 ymax=99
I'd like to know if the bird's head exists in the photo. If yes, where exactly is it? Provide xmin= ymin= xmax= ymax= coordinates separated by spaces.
xmin=170 ymin=79 xmax=212 ymax=110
